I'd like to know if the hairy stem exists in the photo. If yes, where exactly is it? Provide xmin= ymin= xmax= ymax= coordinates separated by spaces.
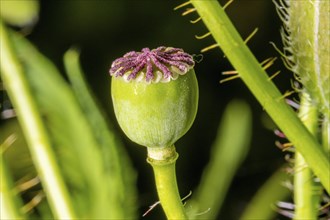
xmin=147 ymin=146 xmax=187 ymax=219
xmin=190 ymin=0 xmax=329 ymax=193
xmin=0 ymin=22 xmax=77 ymax=219
xmin=294 ymin=93 xmax=322 ymax=220
xmin=287 ymin=1 xmax=330 ymax=121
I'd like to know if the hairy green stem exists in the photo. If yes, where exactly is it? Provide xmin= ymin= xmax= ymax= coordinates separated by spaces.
xmin=287 ymin=1 xmax=330 ymax=121
xmin=0 ymin=22 xmax=77 ymax=219
xmin=190 ymin=0 xmax=329 ymax=193
xmin=294 ymin=93 xmax=322 ymax=220
xmin=147 ymin=146 xmax=187 ymax=219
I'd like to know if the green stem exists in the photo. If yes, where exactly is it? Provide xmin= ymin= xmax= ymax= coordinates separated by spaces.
xmin=0 ymin=154 xmax=26 ymax=220
xmin=322 ymin=119 xmax=329 ymax=153
xmin=147 ymin=146 xmax=187 ymax=219
xmin=294 ymin=93 xmax=321 ymax=220
xmin=190 ymin=0 xmax=330 ymax=193
xmin=0 ymin=21 xmax=77 ymax=219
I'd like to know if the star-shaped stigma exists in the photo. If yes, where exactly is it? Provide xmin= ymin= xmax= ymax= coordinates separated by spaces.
xmin=109 ymin=47 xmax=195 ymax=82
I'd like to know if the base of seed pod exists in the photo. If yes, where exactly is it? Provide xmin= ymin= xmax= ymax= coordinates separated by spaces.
xmin=147 ymin=145 xmax=178 ymax=163
xmin=111 ymin=69 xmax=198 ymax=148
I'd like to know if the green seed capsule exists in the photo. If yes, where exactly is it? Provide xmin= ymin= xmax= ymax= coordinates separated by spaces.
xmin=110 ymin=47 xmax=198 ymax=148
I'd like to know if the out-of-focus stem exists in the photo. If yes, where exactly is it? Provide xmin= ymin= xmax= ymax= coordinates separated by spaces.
xmin=294 ymin=93 xmax=322 ymax=220
xmin=0 ymin=155 xmax=26 ymax=220
xmin=0 ymin=21 xmax=77 ymax=219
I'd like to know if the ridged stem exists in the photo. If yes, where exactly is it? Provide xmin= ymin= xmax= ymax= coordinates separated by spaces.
xmin=0 ymin=21 xmax=77 ymax=219
xmin=294 ymin=93 xmax=322 ymax=220
xmin=190 ymin=0 xmax=329 ymax=193
xmin=147 ymin=146 xmax=187 ymax=219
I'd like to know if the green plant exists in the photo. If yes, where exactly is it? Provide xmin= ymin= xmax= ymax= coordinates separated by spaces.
xmin=184 ymin=0 xmax=329 ymax=193
xmin=110 ymin=46 xmax=198 ymax=219
xmin=1 ymin=1 xmax=328 ymax=220
xmin=1 ymin=6 xmax=137 ymax=217
xmin=176 ymin=0 xmax=329 ymax=219
xmin=274 ymin=1 xmax=329 ymax=219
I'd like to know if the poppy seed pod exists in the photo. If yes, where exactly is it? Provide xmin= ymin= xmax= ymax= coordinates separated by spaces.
xmin=110 ymin=47 xmax=198 ymax=148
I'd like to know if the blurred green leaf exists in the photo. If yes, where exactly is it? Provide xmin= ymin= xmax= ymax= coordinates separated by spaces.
xmin=1 ymin=119 xmax=36 ymax=180
xmin=10 ymin=32 xmax=137 ymax=219
xmin=64 ymin=48 xmax=137 ymax=219
xmin=188 ymin=100 xmax=252 ymax=220
xmin=0 ymin=0 xmax=39 ymax=26
xmin=240 ymin=165 xmax=291 ymax=220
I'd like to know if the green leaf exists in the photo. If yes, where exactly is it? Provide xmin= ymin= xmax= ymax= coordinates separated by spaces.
xmin=188 ymin=100 xmax=252 ymax=219
xmin=64 ymin=48 xmax=138 ymax=219
xmin=240 ymin=165 xmax=291 ymax=219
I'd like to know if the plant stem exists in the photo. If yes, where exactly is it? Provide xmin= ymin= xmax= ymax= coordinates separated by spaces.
xmin=294 ymin=93 xmax=321 ymax=220
xmin=147 ymin=146 xmax=187 ymax=219
xmin=190 ymin=0 xmax=330 ymax=193
xmin=287 ymin=1 xmax=330 ymax=121
xmin=0 ymin=21 xmax=77 ymax=219
xmin=322 ymin=119 xmax=329 ymax=152
xmin=1 ymin=154 xmax=26 ymax=220
xmin=294 ymin=153 xmax=320 ymax=219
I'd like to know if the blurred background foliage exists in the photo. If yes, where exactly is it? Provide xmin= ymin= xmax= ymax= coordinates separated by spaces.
xmin=1 ymin=0 xmax=294 ymax=219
